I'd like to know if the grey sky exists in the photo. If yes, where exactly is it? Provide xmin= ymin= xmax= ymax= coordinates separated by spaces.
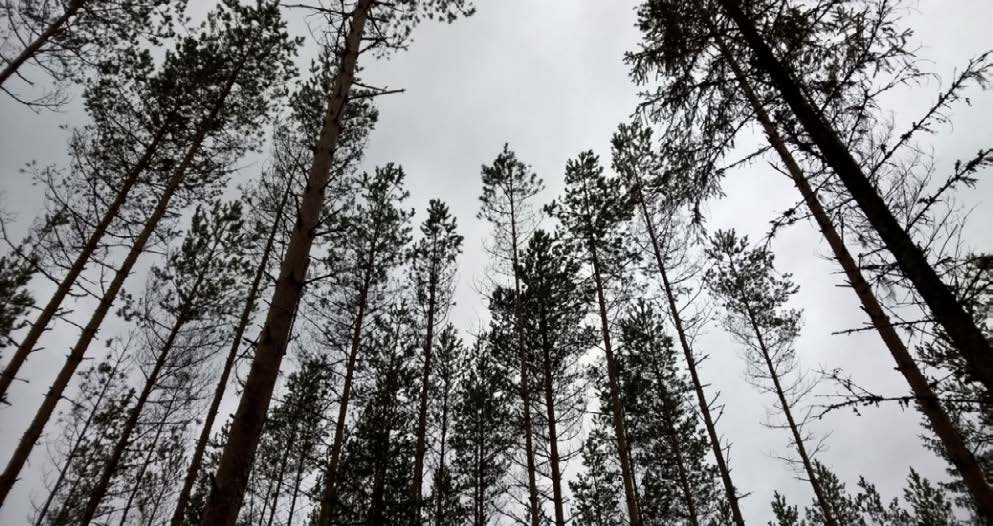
xmin=2 ymin=0 xmax=993 ymax=523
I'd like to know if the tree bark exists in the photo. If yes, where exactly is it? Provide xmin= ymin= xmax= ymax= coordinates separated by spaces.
xmin=79 ymin=315 xmax=186 ymax=525
xmin=0 ymin=125 xmax=168 ymax=404
xmin=627 ymin=174 xmax=747 ymax=525
xmin=197 ymin=2 xmax=372 ymax=523
xmin=0 ymin=0 xmax=85 ymax=87
xmin=537 ymin=311 xmax=566 ymax=526
xmin=0 ymin=75 xmax=230 ymax=506
xmin=717 ymin=40 xmax=993 ymax=517
xmin=716 ymin=0 xmax=993 ymax=393
xmin=725 ymin=256 xmax=839 ymax=526
xmin=169 ymin=172 xmax=292 ymax=526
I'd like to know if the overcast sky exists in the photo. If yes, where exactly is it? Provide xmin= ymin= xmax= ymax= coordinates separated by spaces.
xmin=2 ymin=0 xmax=993 ymax=523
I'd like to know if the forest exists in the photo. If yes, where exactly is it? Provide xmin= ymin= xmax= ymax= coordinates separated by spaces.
xmin=0 ymin=0 xmax=991 ymax=524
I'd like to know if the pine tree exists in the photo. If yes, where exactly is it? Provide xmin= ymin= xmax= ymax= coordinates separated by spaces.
xmin=411 ymin=199 xmax=464 ymax=518
xmin=430 ymin=325 xmax=468 ymax=526
xmin=570 ymin=416 xmax=624 ymax=526
xmin=617 ymin=301 xmax=724 ymax=526
xmin=707 ymin=229 xmax=837 ymax=526
xmin=549 ymin=150 xmax=641 ymax=525
xmin=477 ymin=144 xmax=545 ymax=525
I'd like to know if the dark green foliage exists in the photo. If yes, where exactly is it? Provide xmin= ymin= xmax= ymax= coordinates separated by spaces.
xmin=570 ymin=416 xmax=624 ymax=526
xmin=0 ymin=253 xmax=34 ymax=354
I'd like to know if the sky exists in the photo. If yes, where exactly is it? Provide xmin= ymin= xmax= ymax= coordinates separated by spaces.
xmin=2 ymin=0 xmax=993 ymax=523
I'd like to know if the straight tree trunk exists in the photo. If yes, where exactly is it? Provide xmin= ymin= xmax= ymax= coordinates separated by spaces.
xmin=169 ymin=173 xmax=293 ymax=526
xmin=651 ymin=361 xmax=701 ymax=526
xmin=285 ymin=431 xmax=311 ymax=526
xmin=117 ymin=392 xmax=180 ymax=526
xmin=33 ymin=351 xmax=125 ymax=526
xmin=434 ymin=364 xmax=452 ymax=526
xmin=79 ymin=314 xmax=186 ymax=525
xmin=0 ymin=72 xmax=234 ymax=506
xmin=625 ymin=174 xmax=747 ymax=526
xmin=715 ymin=0 xmax=993 ymax=393
xmin=412 ymin=252 xmax=439 ymax=518
xmin=717 ymin=41 xmax=993 ymax=516
xmin=0 ymin=125 xmax=168 ymax=404
xmin=537 ymin=312 xmax=566 ymax=526
xmin=198 ymin=2 xmax=372 ymax=523
xmin=0 ymin=0 xmax=85 ymax=87
xmin=587 ymin=244 xmax=641 ymax=525
xmin=264 ymin=423 xmax=298 ymax=526
xmin=725 ymin=256 xmax=839 ymax=526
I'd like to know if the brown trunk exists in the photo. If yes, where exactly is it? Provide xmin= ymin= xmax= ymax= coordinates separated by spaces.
xmin=412 ymin=244 xmax=440 ymax=517
xmin=79 ymin=315 xmax=186 ymax=525
xmin=725 ymin=256 xmax=839 ymax=526
xmin=0 ymin=125 xmax=168 ymax=404
xmin=0 ymin=0 xmax=85 ymax=87
xmin=197 ymin=2 xmax=371 ymax=523
xmin=717 ymin=40 xmax=993 ymax=517
xmin=716 ymin=0 xmax=993 ymax=393
xmin=0 ymin=78 xmax=229 ymax=505
xmin=169 ymin=173 xmax=293 ymax=526
xmin=627 ymin=175 xmax=746 ymax=525
xmin=33 ymin=351 xmax=125 ymax=526
xmin=537 ymin=311 xmax=566 ymax=526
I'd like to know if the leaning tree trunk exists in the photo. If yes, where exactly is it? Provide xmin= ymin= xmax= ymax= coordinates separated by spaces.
xmin=715 ymin=0 xmax=993 ymax=393
xmin=626 ymin=173 xmax=747 ymax=525
xmin=0 ymin=71 xmax=234 ymax=505
xmin=169 ymin=173 xmax=293 ymax=526
xmin=716 ymin=38 xmax=993 ymax=516
xmin=412 ymin=252 xmax=439 ymax=518
xmin=725 ymin=256 xmax=839 ymax=526
xmin=0 ymin=0 xmax=85 ymax=87
xmin=116 ymin=392 xmax=180 ymax=526
xmin=0 ymin=125 xmax=168 ymax=404
xmin=538 ymin=312 xmax=566 ymax=526
xmin=587 ymin=242 xmax=642 ymax=526
xmin=198 ymin=2 xmax=372 ymax=523
xmin=79 ymin=314 xmax=186 ymax=525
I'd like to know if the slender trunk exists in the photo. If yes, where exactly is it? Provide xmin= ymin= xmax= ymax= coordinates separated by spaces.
xmin=0 ymin=74 xmax=231 ymax=505
xmin=285 ymin=432 xmax=310 ymax=526
xmin=434 ymin=369 xmax=451 ymax=526
xmin=0 ymin=125 xmax=168 ymax=404
xmin=537 ymin=312 xmax=566 ymax=526
xmin=412 ymin=253 xmax=439 ymax=517
xmin=169 ymin=173 xmax=293 ymax=526
xmin=198 ymin=2 xmax=372 ymax=522
xmin=117 ymin=393 xmax=180 ymax=526
xmin=506 ymin=196 xmax=542 ymax=526
xmin=725 ymin=256 xmax=839 ymax=526
xmin=264 ymin=424 xmax=297 ymax=526
xmin=716 ymin=0 xmax=993 ymax=392
xmin=368 ymin=425 xmax=390 ymax=526
xmin=78 ymin=313 xmax=184 ymax=525
xmin=626 ymin=175 xmax=747 ymax=525
xmin=715 ymin=42 xmax=993 ymax=516
xmin=587 ymin=244 xmax=641 ymax=525
xmin=33 ymin=352 xmax=125 ymax=526
xmin=651 ymin=361 xmax=701 ymax=526
xmin=0 ymin=0 xmax=85 ymax=87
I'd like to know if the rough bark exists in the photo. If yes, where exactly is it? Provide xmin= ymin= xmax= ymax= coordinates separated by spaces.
xmin=0 ymin=0 xmax=85 ymax=87
xmin=0 ymin=125 xmax=168 ymax=404
xmin=716 ymin=0 xmax=993 ymax=393
xmin=197 ymin=2 xmax=372 ymax=523
xmin=718 ymin=42 xmax=993 ymax=517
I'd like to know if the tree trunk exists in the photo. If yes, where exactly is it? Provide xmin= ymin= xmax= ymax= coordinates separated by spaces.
xmin=33 ymin=351 xmax=125 ymax=526
xmin=538 ymin=312 xmax=566 ymax=526
xmin=0 ymin=125 xmax=168 ymax=404
xmin=412 ymin=250 xmax=439 ymax=518
xmin=117 ymin=392 xmax=180 ymax=526
xmin=625 ymin=172 xmax=747 ymax=525
xmin=715 ymin=0 xmax=993 ymax=393
xmin=651 ymin=361 xmax=701 ymax=526
xmin=0 ymin=0 xmax=85 ymax=87
xmin=169 ymin=173 xmax=293 ymax=526
xmin=198 ymin=2 xmax=372 ymax=522
xmin=587 ymin=243 xmax=641 ymax=525
xmin=725 ymin=256 xmax=839 ymax=526
xmin=0 ymin=74 xmax=232 ymax=505
xmin=716 ymin=39 xmax=993 ymax=517
xmin=264 ymin=424 xmax=297 ymax=526
xmin=79 ymin=315 xmax=186 ymax=525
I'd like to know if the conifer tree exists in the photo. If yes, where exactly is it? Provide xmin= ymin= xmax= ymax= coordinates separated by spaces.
xmin=549 ymin=150 xmax=641 ymax=525
xmin=202 ymin=2 xmax=473 ymax=521
xmin=518 ymin=229 xmax=590 ymax=526
xmin=707 ymin=230 xmax=837 ymax=526
xmin=570 ymin=416 xmax=624 ymax=526
xmin=477 ymin=144 xmax=545 ymax=525
xmin=430 ymin=325 xmax=468 ymax=526
xmin=411 ymin=199 xmax=463 ymax=517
